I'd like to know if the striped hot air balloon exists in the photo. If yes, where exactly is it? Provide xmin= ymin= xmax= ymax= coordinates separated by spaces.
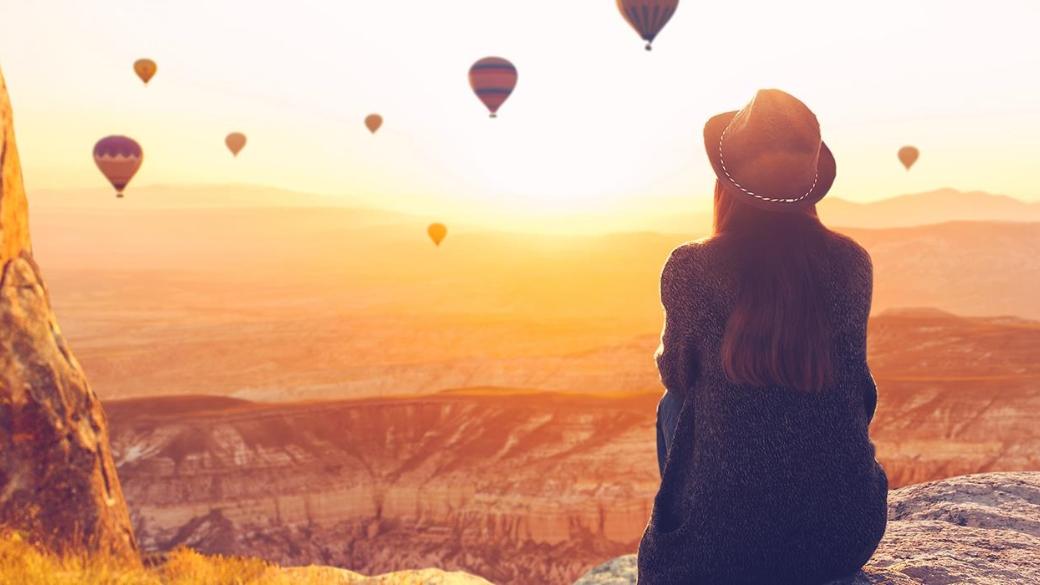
xmin=617 ymin=0 xmax=679 ymax=51
xmin=468 ymin=57 xmax=517 ymax=118
xmin=93 ymin=136 xmax=143 ymax=198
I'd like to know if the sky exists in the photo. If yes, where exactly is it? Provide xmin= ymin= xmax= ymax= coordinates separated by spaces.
xmin=2 ymin=0 xmax=1040 ymax=229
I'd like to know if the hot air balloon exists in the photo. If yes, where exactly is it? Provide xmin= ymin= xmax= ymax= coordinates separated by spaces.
xmin=365 ymin=114 xmax=383 ymax=134
xmin=617 ymin=0 xmax=679 ymax=51
xmin=226 ymin=132 xmax=247 ymax=156
xmin=469 ymin=57 xmax=517 ymax=118
xmin=93 ymin=136 xmax=143 ymax=198
xmin=898 ymin=146 xmax=919 ymax=170
xmin=134 ymin=59 xmax=157 ymax=85
xmin=428 ymin=223 xmax=447 ymax=247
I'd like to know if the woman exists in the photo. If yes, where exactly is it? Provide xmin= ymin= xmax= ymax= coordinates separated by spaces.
xmin=638 ymin=90 xmax=888 ymax=584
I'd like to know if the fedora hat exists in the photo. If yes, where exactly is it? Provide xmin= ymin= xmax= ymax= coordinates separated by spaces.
xmin=703 ymin=89 xmax=836 ymax=211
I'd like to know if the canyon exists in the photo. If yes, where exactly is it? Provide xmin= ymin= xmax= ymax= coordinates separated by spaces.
xmin=105 ymin=308 xmax=1040 ymax=585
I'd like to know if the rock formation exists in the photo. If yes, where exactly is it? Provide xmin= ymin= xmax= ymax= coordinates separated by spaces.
xmin=0 ymin=67 xmax=138 ymax=560
xmin=107 ymin=392 xmax=652 ymax=585
xmin=281 ymin=565 xmax=494 ymax=584
xmin=573 ymin=472 xmax=1040 ymax=584
xmin=105 ymin=349 xmax=1040 ymax=585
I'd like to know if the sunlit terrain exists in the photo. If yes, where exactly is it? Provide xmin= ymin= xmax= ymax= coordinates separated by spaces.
xmin=28 ymin=186 xmax=1040 ymax=403
xmin=16 ymin=181 xmax=1037 ymax=583
xmin=3 ymin=0 xmax=1040 ymax=583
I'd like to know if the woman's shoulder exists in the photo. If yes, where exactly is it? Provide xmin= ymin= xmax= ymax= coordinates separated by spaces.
xmin=824 ymin=230 xmax=872 ymax=266
xmin=661 ymin=238 xmax=714 ymax=281
xmin=821 ymin=231 xmax=874 ymax=286
xmin=659 ymin=238 xmax=728 ymax=307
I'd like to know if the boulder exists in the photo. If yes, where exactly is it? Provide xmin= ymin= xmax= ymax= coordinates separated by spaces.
xmin=0 ymin=67 xmax=138 ymax=560
xmin=573 ymin=472 xmax=1040 ymax=584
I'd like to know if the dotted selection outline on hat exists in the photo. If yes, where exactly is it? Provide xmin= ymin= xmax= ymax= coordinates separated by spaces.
xmin=717 ymin=126 xmax=819 ymax=204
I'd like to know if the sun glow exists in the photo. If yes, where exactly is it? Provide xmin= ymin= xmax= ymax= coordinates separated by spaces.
xmin=2 ymin=0 xmax=1040 ymax=228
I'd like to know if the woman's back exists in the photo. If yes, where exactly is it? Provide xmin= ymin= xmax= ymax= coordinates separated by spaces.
xmin=637 ymin=232 xmax=888 ymax=584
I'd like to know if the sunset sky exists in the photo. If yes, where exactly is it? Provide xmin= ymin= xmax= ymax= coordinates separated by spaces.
xmin=2 ymin=0 xmax=1039 ymax=228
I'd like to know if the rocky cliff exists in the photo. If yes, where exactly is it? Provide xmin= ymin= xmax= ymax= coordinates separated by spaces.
xmin=108 ymin=391 xmax=653 ymax=584
xmin=105 ymin=345 xmax=1040 ymax=585
xmin=573 ymin=472 xmax=1040 ymax=584
xmin=0 ymin=68 xmax=137 ymax=559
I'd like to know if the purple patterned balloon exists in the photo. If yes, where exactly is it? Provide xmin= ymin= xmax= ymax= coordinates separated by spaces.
xmin=93 ymin=135 xmax=143 ymax=197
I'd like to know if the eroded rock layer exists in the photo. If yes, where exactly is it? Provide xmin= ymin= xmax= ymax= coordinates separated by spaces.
xmin=0 ymin=67 xmax=137 ymax=560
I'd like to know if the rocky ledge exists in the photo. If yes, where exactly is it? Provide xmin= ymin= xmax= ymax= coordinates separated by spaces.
xmin=281 ymin=565 xmax=493 ymax=584
xmin=573 ymin=472 xmax=1040 ymax=584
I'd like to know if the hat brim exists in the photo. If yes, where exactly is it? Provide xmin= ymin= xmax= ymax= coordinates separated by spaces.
xmin=703 ymin=111 xmax=836 ymax=212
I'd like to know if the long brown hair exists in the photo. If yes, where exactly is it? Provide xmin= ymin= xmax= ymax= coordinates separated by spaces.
xmin=713 ymin=180 xmax=834 ymax=392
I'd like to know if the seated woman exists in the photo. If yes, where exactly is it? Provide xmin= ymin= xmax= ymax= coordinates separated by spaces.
xmin=639 ymin=89 xmax=888 ymax=585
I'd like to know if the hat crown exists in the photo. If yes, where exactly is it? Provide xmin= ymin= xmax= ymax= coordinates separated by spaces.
xmin=720 ymin=89 xmax=823 ymax=201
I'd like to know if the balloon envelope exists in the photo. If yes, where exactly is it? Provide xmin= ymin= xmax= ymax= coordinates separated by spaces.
xmin=898 ymin=146 xmax=919 ymax=170
xmin=226 ymin=132 xmax=247 ymax=156
xmin=617 ymin=0 xmax=679 ymax=50
xmin=93 ymin=136 xmax=143 ymax=197
xmin=428 ymin=223 xmax=447 ymax=246
xmin=365 ymin=114 xmax=383 ymax=134
xmin=134 ymin=59 xmax=157 ymax=84
xmin=469 ymin=57 xmax=517 ymax=118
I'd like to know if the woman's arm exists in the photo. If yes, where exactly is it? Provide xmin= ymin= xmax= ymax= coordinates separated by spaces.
xmin=656 ymin=310 xmax=697 ymax=397
xmin=852 ymin=241 xmax=878 ymax=424
xmin=864 ymin=371 xmax=879 ymax=424
xmin=655 ymin=246 xmax=699 ymax=397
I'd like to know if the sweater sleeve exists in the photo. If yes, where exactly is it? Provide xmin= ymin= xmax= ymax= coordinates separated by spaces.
xmin=655 ymin=246 xmax=699 ymax=398
xmin=852 ymin=242 xmax=878 ymax=424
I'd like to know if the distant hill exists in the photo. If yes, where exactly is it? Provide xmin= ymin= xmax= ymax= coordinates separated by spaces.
xmin=818 ymin=188 xmax=1040 ymax=228
xmin=651 ymin=188 xmax=1040 ymax=232
xmin=31 ymin=184 xmax=1040 ymax=232
xmin=842 ymin=221 xmax=1040 ymax=319
xmin=30 ymin=184 xmax=353 ymax=209
xmin=30 ymin=203 xmax=1040 ymax=402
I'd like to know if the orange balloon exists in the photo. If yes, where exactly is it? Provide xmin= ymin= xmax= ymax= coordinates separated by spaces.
xmin=427 ymin=223 xmax=447 ymax=246
xmin=898 ymin=146 xmax=919 ymax=170
xmin=134 ymin=59 xmax=157 ymax=85
xmin=365 ymin=114 xmax=383 ymax=134
xmin=225 ymin=132 xmax=247 ymax=156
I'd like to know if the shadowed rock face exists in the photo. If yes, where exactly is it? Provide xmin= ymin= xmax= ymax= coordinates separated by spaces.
xmin=0 ymin=68 xmax=137 ymax=560
xmin=109 ymin=392 xmax=654 ymax=585
xmin=573 ymin=472 xmax=1040 ymax=584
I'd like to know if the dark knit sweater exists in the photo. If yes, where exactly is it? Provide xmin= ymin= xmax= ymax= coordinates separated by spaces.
xmin=637 ymin=233 xmax=888 ymax=585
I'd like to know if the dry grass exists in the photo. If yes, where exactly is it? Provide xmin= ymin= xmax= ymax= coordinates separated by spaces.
xmin=0 ymin=532 xmax=362 ymax=585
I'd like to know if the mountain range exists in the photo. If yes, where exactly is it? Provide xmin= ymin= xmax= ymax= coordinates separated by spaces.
xmin=818 ymin=188 xmax=1040 ymax=228
xmin=27 ymin=202 xmax=1040 ymax=402
xmin=30 ymin=184 xmax=1040 ymax=231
